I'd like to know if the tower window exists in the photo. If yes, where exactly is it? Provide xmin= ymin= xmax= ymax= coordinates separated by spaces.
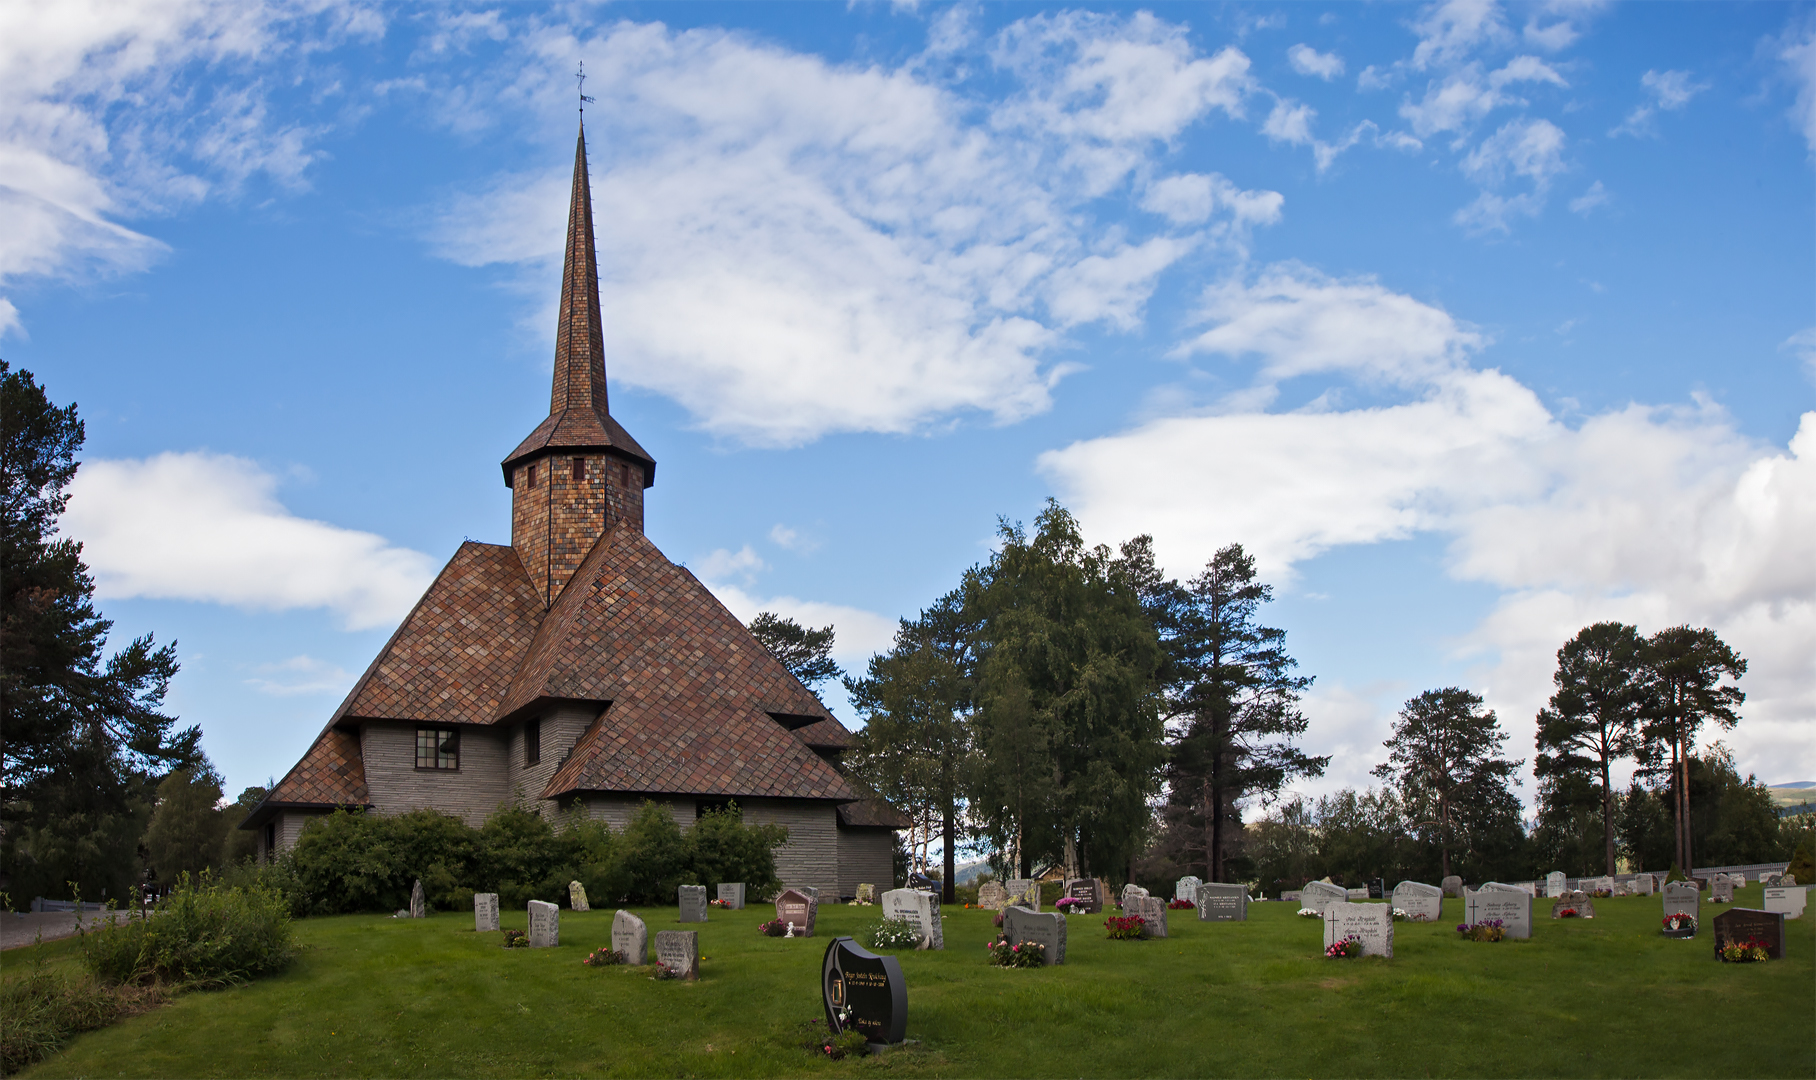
xmin=571 ymin=457 xmax=585 ymax=481
xmin=526 ymin=463 xmax=538 ymax=489
xmin=525 ymin=718 xmax=541 ymax=766
xmin=415 ymin=727 xmax=460 ymax=770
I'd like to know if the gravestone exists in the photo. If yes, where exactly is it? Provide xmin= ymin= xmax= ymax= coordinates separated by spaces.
xmin=881 ymin=888 xmax=944 ymax=950
xmin=1631 ymin=873 xmax=1655 ymax=896
xmin=1006 ymin=879 xmax=1038 ymax=909
xmin=1482 ymin=881 xmax=1525 ymax=895
xmin=822 ymin=937 xmax=907 ymax=1047
xmin=474 ymin=892 xmax=500 ymax=932
xmin=855 ymin=883 xmax=874 ymax=904
xmin=410 ymin=879 xmax=426 ymax=919
xmin=1762 ymin=886 xmax=1807 ymax=920
xmin=1711 ymin=908 xmax=1785 ymax=960
xmin=1390 ymin=881 xmax=1443 ymax=922
xmin=1463 ymin=886 xmax=1533 ymax=939
xmin=569 ymin=880 xmax=589 ymax=912
xmin=528 ymin=899 xmax=559 ymax=948
xmin=612 ymin=909 xmax=648 ymax=965
xmin=678 ymin=884 xmax=708 ymax=923
xmin=1196 ymin=882 xmax=1248 ymax=922
xmin=1063 ymin=878 xmax=1103 ymax=914
xmin=1728 ymin=872 xmax=1747 ymax=887
xmin=1368 ymin=878 xmax=1385 ymax=900
xmin=1345 ymin=888 xmax=1370 ymax=901
xmin=1175 ymin=876 xmax=1202 ymax=903
xmin=1120 ymin=884 xmax=1149 ymax=911
xmin=1300 ymin=880 xmax=1348 ymax=914
xmin=1711 ymin=876 xmax=1734 ymax=904
xmin=1124 ymin=895 xmax=1169 ymax=938
xmin=1588 ymin=875 xmax=1615 ymax=895
xmin=977 ymin=882 xmax=1010 ymax=911
xmin=1441 ymin=875 xmax=1463 ymax=897
xmin=654 ymin=930 xmax=699 ymax=980
xmin=717 ymin=882 xmax=746 ymax=909
xmin=1002 ymin=905 xmax=1067 ymax=965
xmin=1323 ymin=903 xmax=1394 ymax=958
xmin=1663 ymin=881 xmax=1701 ymax=925
xmin=1551 ymin=889 xmax=1595 ymax=919
xmin=1546 ymin=872 xmax=1566 ymax=898
xmin=775 ymin=887 xmax=818 ymax=936
xmin=1280 ymin=890 xmax=1302 ymax=904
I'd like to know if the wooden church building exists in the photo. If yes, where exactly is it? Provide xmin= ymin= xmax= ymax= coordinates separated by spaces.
xmin=241 ymin=123 xmax=905 ymax=899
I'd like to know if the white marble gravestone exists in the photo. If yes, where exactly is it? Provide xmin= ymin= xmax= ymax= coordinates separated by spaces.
xmin=1390 ymin=881 xmax=1443 ymax=922
xmin=1196 ymin=882 xmax=1248 ymax=922
xmin=1630 ymin=873 xmax=1655 ymax=896
xmin=568 ymin=880 xmax=589 ymax=912
xmin=1441 ymin=875 xmax=1463 ymax=897
xmin=527 ymin=899 xmax=559 ymax=948
xmin=1323 ymin=903 xmax=1394 ymax=958
xmin=1545 ymin=872 xmax=1566 ymax=898
xmin=717 ymin=882 xmax=746 ymax=909
xmin=1300 ymin=880 xmax=1348 ymax=914
xmin=1174 ymin=876 xmax=1202 ymax=903
xmin=881 ymin=888 xmax=944 ymax=949
xmin=612 ymin=909 xmax=648 ymax=965
xmin=1661 ymin=881 xmax=1700 ymax=925
xmin=474 ymin=892 xmax=499 ymax=932
xmin=1762 ymin=886 xmax=1807 ymax=920
xmin=1463 ymin=886 xmax=1532 ymax=939
xmin=678 ymin=884 xmax=708 ymax=923
xmin=1710 ymin=876 xmax=1735 ymax=904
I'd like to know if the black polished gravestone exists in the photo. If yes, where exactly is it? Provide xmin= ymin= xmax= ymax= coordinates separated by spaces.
xmin=822 ymin=937 xmax=907 ymax=1048
xmin=1711 ymin=908 xmax=1786 ymax=961
xmin=1368 ymin=878 xmax=1385 ymax=900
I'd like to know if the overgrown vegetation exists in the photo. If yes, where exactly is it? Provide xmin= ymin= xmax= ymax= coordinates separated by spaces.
xmin=0 ymin=957 xmax=156 ymax=1075
xmin=80 ymin=874 xmax=295 ymax=986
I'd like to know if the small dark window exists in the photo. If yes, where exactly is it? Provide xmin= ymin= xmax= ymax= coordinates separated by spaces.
xmin=264 ymin=821 xmax=277 ymax=855
xmin=526 ymin=463 xmax=538 ymax=489
xmin=525 ymin=718 xmax=541 ymax=766
xmin=416 ymin=727 xmax=460 ymax=770
xmin=696 ymin=799 xmax=732 ymax=820
xmin=571 ymin=457 xmax=585 ymax=481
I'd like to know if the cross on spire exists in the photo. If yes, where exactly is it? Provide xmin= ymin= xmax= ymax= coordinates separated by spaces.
xmin=576 ymin=61 xmax=595 ymax=115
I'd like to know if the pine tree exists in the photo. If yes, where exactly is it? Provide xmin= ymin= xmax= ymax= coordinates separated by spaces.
xmin=1644 ymin=626 xmax=1744 ymax=874
xmin=746 ymin=612 xmax=844 ymax=690
xmin=1374 ymin=688 xmax=1522 ymax=882
xmin=1534 ymin=621 xmax=1651 ymax=876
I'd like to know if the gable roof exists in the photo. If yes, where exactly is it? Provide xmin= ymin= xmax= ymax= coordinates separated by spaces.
xmin=241 ymin=727 xmax=368 ymax=828
xmin=521 ymin=526 xmax=859 ymax=802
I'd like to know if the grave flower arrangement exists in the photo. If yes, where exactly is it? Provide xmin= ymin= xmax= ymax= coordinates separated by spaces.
xmin=860 ymin=918 xmax=925 ymax=951
xmin=582 ymin=946 xmax=624 ymax=967
xmin=758 ymin=918 xmax=789 ymax=937
xmin=992 ymin=911 xmax=1005 ymax=928
xmin=1556 ymin=907 xmax=1581 ymax=918
xmin=986 ymin=934 xmax=1045 ymax=968
xmin=1593 ymin=889 xmax=1613 ymax=899
xmin=1056 ymin=897 xmax=1086 ymax=914
xmin=1167 ymin=898 xmax=1196 ymax=910
xmin=1718 ymin=936 xmax=1773 ymax=963
xmin=1661 ymin=912 xmax=1697 ymax=936
xmin=1456 ymin=919 xmax=1506 ymax=942
xmin=1296 ymin=908 xmax=1321 ymax=918
xmin=709 ymin=898 xmax=732 ymax=909
xmin=1104 ymin=914 xmax=1147 ymax=940
xmin=1325 ymin=935 xmax=1363 ymax=958
xmin=501 ymin=929 xmax=529 ymax=948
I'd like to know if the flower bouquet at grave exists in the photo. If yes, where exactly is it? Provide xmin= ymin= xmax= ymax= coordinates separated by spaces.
xmin=1593 ymin=889 xmax=1613 ymax=899
xmin=992 ymin=911 xmax=1005 ymax=928
xmin=1296 ymin=908 xmax=1321 ymax=918
xmin=1104 ymin=914 xmax=1147 ymax=940
xmin=1056 ymin=897 xmax=1086 ymax=914
xmin=860 ymin=918 xmax=924 ymax=951
xmin=1325 ymin=935 xmax=1363 ymax=958
xmin=1167 ymin=898 xmax=1195 ymax=910
xmin=501 ymin=929 xmax=529 ymax=948
xmin=986 ymin=934 xmax=1045 ymax=968
xmin=1718 ymin=936 xmax=1773 ymax=963
xmin=1456 ymin=919 xmax=1506 ymax=943
xmin=1661 ymin=912 xmax=1697 ymax=937
xmin=758 ymin=918 xmax=789 ymax=937
xmin=709 ymin=898 xmax=732 ymax=909
xmin=1391 ymin=908 xmax=1413 ymax=921
xmin=582 ymin=946 xmax=624 ymax=967
xmin=1556 ymin=907 xmax=1581 ymax=919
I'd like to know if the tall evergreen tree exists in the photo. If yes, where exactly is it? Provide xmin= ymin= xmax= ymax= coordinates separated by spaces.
xmin=746 ymin=612 xmax=844 ymax=691
xmin=1373 ymin=688 xmax=1522 ymax=882
xmin=1644 ymin=625 xmax=1744 ymax=873
xmin=1147 ymin=543 xmax=1327 ymax=883
xmin=0 ymin=362 xmax=197 ymax=900
xmin=143 ymin=761 xmax=230 ymax=882
xmin=1533 ymin=621 xmax=1651 ymax=876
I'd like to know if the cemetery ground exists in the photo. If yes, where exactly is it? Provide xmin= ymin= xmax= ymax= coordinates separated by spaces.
xmin=7 ymin=886 xmax=1812 ymax=1079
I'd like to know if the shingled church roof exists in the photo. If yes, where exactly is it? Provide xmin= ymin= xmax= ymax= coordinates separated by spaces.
xmin=259 ymin=727 xmax=367 ymax=810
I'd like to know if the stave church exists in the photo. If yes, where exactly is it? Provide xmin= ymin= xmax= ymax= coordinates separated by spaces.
xmin=240 ymin=122 xmax=905 ymax=899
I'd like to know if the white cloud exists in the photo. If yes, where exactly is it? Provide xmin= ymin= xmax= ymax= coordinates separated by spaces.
xmin=769 ymin=523 xmax=817 ymax=551
xmin=1140 ymin=172 xmax=1284 ymax=228
xmin=697 ymin=544 xmax=768 ymax=585
xmin=434 ymin=15 xmax=1261 ymax=448
xmin=1287 ymin=44 xmax=1344 ymax=80
xmin=1453 ymin=117 xmax=1568 ymax=232
xmin=701 ymin=580 xmax=899 ymax=669
xmin=1357 ymin=65 xmax=1395 ymax=92
xmin=1400 ymin=56 xmax=1567 ymax=138
xmin=246 ymin=655 xmax=356 ymax=697
xmin=1042 ymin=265 xmax=1816 ymax=794
xmin=1786 ymin=327 xmax=1816 ymax=383
xmin=63 ymin=451 xmax=437 ymax=631
xmin=1521 ymin=0 xmax=1607 ymax=52
xmin=1409 ymin=0 xmax=1511 ymax=71
xmin=1612 ymin=68 xmax=1709 ymax=138
xmin=1783 ymin=20 xmax=1816 ymax=156
xmin=1261 ymin=99 xmax=1381 ymax=172
xmin=1568 ymin=179 xmax=1609 ymax=215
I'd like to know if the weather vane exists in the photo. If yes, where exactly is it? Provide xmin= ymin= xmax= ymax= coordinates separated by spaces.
xmin=576 ymin=61 xmax=595 ymax=115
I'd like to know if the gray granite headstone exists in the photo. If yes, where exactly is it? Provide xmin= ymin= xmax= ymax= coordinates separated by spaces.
xmin=654 ymin=929 xmax=699 ymax=980
xmin=1300 ymin=880 xmax=1348 ymax=914
xmin=1174 ymin=876 xmax=1202 ymax=903
xmin=717 ymin=882 xmax=746 ymax=909
xmin=1762 ymin=886 xmax=1806 ymax=919
xmin=977 ymin=881 xmax=1009 ymax=911
xmin=1390 ymin=881 xmax=1443 ymax=922
xmin=612 ymin=909 xmax=648 ymax=965
xmin=1002 ymin=905 xmax=1067 ymax=965
xmin=1631 ymin=873 xmax=1655 ymax=896
xmin=1545 ymin=871 xmax=1566 ymax=898
xmin=1196 ymin=882 xmax=1248 ymax=922
xmin=798 ymin=886 xmax=820 ymax=902
xmin=1711 ymin=876 xmax=1734 ymax=904
xmin=410 ymin=879 xmax=426 ymax=919
xmin=678 ymin=884 xmax=708 ymax=923
xmin=528 ymin=899 xmax=559 ymax=948
xmin=1662 ymin=881 xmax=1700 ymax=924
xmin=1441 ymin=875 xmax=1463 ymax=897
xmin=1587 ymin=875 xmax=1615 ymax=895
xmin=775 ymin=887 xmax=818 ymax=936
xmin=1345 ymin=887 xmax=1369 ymax=901
xmin=1120 ymin=883 xmax=1150 ymax=908
xmin=1463 ymin=886 xmax=1532 ymax=939
xmin=1006 ymin=879 xmax=1039 ymax=909
xmin=569 ymin=880 xmax=589 ymax=912
xmin=1124 ymin=895 xmax=1169 ymax=938
xmin=881 ymin=888 xmax=944 ymax=949
xmin=474 ymin=892 xmax=500 ymax=932
xmin=1323 ymin=902 xmax=1394 ymax=958
xmin=1551 ymin=889 xmax=1595 ymax=919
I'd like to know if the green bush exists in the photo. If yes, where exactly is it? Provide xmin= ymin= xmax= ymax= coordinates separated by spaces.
xmin=0 ymin=963 xmax=148 ymax=1074
xmin=684 ymin=803 xmax=785 ymax=902
xmin=81 ymin=873 xmax=295 ymax=986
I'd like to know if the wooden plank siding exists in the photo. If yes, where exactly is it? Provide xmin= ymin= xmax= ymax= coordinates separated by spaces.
xmin=838 ymin=828 xmax=896 ymax=898
xmin=361 ymin=721 xmax=513 ymax=826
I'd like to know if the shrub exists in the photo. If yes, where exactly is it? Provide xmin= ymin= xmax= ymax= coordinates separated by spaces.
xmin=81 ymin=873 xmax=295 ymax=986
xmin=0 ymin=964 xmax=153 ymax=1074
xmin=688 ymin=803 xmax=786 ymax=901
xmin=825 ymin=1029 xmax=869 ymax=1060
xmin=1104 ymin=915 xmax=1147 ymax=940
xmin=860 ymin=918 xmax=924 ymax=950
xmin=985 ymin=934 xmax=1044 ymax=968
xmin=758 ymin=919 xmax=788 ymax=937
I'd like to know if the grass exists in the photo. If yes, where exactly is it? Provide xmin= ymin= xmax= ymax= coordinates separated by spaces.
xmin=6 ymin=885 xmax=1813 ymax=1079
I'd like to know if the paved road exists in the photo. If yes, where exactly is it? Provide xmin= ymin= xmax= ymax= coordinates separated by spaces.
xmin=1 ymin=910 xmax=136 ymax=952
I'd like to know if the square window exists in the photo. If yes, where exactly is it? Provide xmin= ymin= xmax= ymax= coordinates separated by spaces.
xmin=416 ymin=727 xmax=460 ymax=770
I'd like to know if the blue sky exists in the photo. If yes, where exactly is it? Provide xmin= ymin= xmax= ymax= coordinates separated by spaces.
xmin=6 ymin=0 xmax=1814 ymax=812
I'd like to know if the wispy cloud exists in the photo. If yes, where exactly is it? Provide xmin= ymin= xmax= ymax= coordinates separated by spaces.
xmin=1611 ymin=68 xmax=1709 ymax=138
xmin=1287 ymin=43 xmax=1344 ymax=80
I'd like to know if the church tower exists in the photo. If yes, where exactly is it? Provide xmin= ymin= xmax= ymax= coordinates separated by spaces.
xmin=502 ymin=121 xmax=656 ymax=608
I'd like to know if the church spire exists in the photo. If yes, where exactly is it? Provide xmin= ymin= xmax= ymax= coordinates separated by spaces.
xmin=551 ymin=122 xmax=609 ymax=420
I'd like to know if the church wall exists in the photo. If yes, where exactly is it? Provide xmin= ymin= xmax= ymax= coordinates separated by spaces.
xmin=361 ymin=721 xmax=513 ymax=827
xmin=507 ymin=704 xmax=601 ymax=817
xmin=738 ymin=798 xmax=841 ymax=900
xmin=837 ymin=827 xmax=897 ymax=898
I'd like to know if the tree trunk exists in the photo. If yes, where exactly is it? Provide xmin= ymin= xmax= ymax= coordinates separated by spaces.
xmin=942 ymin=801 xmax=956 ymax=905
xmin=1438 ymin=794 xmax=1451 ymax=882
xmin=1201 ymin=778 xmax=1215 ymax=883
xmin=1679 ymin=730 xmax=1693 ymax=873
xmin=1601 ymin=755 xmax=1615 ymax=877
xmin=1210 ymin=773 xmax=1226 ymax=884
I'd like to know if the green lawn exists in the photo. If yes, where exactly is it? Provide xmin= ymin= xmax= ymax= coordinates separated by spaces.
xmin=9 ymin=886 xmax=1813 ymax=1079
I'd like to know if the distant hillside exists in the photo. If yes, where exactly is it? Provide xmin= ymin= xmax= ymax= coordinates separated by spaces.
xmin=1768 ymin=783 xmax=1816 ymax=816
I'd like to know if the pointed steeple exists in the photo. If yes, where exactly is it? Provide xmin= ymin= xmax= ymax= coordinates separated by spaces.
xmin=502 ymin=120 xmax=655 ymax=488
